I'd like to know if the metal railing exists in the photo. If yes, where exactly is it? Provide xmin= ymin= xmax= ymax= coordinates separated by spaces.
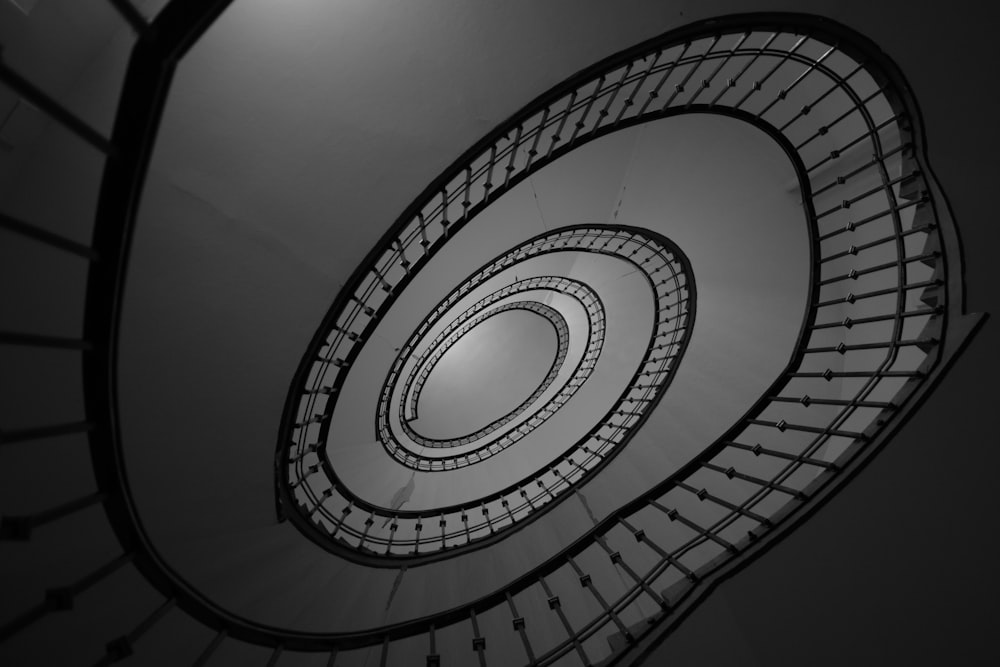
xmin=0 ymin=7 xmax=984 ymax=667
xmin=389 ymin=276 xmax=600 ymax=458
xmin=264 ymin=12 xmax=980 ymax=663
xmin=401 ymin=298 xmax=575 ymax=449
xmin=286 ymin=226 xmax=693 ymax=559
xmin=1 ymin=1 xmax=240 ymax=664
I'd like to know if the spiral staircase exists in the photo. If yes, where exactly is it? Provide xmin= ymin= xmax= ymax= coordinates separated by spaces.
xmin=0 ymin=2 xmax=993 ymax=665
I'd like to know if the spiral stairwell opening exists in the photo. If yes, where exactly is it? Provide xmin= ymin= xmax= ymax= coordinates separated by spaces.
xmin=0 ymin=4 xmax=991 ymax=666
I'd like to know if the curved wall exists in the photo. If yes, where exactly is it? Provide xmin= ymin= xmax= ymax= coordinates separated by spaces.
xmin=0 ymin=2 xmax=995 ymax=665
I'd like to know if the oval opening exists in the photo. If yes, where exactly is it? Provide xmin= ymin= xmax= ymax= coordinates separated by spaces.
xmin=413 ymin=307 xmax=558 ymax=440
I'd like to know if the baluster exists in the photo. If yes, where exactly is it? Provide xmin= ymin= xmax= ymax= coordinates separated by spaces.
xmin=817 ymin=193 xmax=925 ymax=243
xmin=291 ymin=464 xmax=320 ymax=490
xmin=735 ymin=34 xmax=811 ymax=110
xmin=106 ymin=0 xmax=148 ymax=34
xmin=413 ymin=520 xmax=422 ymax=554
xmin=617 ymin=518 xmax=697 ymax=584
xmin=566 ymin=456 xmax=589 ymax=477
xmin=372 ymin=266 xmax=392 ymax=293
xmin=777 ymin=62 xmax=862 ymax=133
xmin=664 ymin=36 xmax=721 ymax=109
xmin=709 ymin=32 xmax=779 ymax=107
xmin=417 ymin=212 xmax=430 ymax=255
xmin=789 ymin=368 xmax=922 ymax=380
xmin=746 ymin=417 xmax=867 ymax=440
xmin=308 ymin=488 xmax=333 ymax=518
xmin=598 ymin=232 xmax=616 ymax=252
xmin=481 ymin=503 xmax=494 ymax=533
xmin=594 ymin=63 xmax=633 ymax=129
xmin=329 ymin=502 xmax=352 ymax=537
xmin=0 ymin=553 xmax=132 ymax=642
xmin=461 ymin=512 xmax=471 ymax=543
xmin=1 ymin=491 xmax=105 ymax=540
xmin=469 ymin=609 xmax=487 ymax=667
xmin=483 ymin=144 xmax=498 ymax=201
xmin=546 ymin=92 xmax=575 ymax=159
xmin=288 ymin=443 xmax=319 ymax=465
xmin=95 ymin=597 xmax=176 ymax=665
xmin=798 ymin=86 xmax=886 ymax=156
xmin=725 ymin=440 xmax=839 ymax=469
xmin=462 ymin=166 xmax=473 ymax=212
xmin=503 ymin=125 xmax=523 ymax=188
xmin=265 ymin=644 xmax=283 ymax=667
xmin=523 ymin=108 xmax=548 ymax=172
xmin=567 ymin=75 xmax=604 ymax=145
xmin=385 ymin=517 xmax=398 ymax=555
xmin=803 ymin=338 xmax=929 ymax=356
xmin=594 ymin=536 xmax=668 ymax=610
xmin=567 ymin=556 xmax=632 ymax=643
xmin=426 ymin=624 xmax=439 ymax=666
xmin=636 ymin=41 xmax=691 ymax=116
xmin=395 ymin=239 xmax=411 ymax=277
xmin=440 ymin=189 xmax=450 ymax=238
xmin=648 ymin=500 xmax=740 ymax=554
xmin=538 ymin=575 xmax=590 ymax=665
xmin=805 ymin=115 xmax=900 ymax=173
xmin=518 ymin=487 xmax=534 ymax=511
xmin=613 ymin=52 xmax=659 ymax=125
xmin=701 ymin=462 xmax=808 ymax=501
xmin=819 ymin=251 xmax=940 ymax=291
xmin=0 ymin=212 xmax=99 ymax=260
xmin=358 ymin=512 xmax=376 ymax=550
xmin=678 ymin=482 xmax=772 ymax=527
xmin=379 ymin=635 xmax=390 ymax=667
xmin=0 ymin=331 xmax=92 ymax=350
xmin=501 ymin=497 xmax=516 ymax=524
xmin=0 ymin=420 xmax=93 ymax=447
xmin=691 ymin=33 xmax=751 ymax=108
xmin=191 ymin=628 xmax=227 ymax=667
xmin=0 ymin=50 xmax=113 ymax=154
xmin=351 ymin=294 xmax=375 ymax=317
xmin=811 ymin=308 xmax=934 ymax=331
xmin=535 ymin=476 xmax=556 ymax=502
xmin=504 ymin=591 xmax=536 ymax=664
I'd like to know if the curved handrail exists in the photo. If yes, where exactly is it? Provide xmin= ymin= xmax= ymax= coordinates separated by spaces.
xmin=401 ymin=299 xmax=572 ymax=447
xmin=386 ymin=275 xmax=601 ymax=459
xmin=289 ymin=226 xmax=693 ymax=562
xmin=0 ymin=8 xmax=985 ymax=667
xmin=240 ymin=11 xmax=983 ymax=656
xmin=257 ymin=12 xmax=980 ymax=658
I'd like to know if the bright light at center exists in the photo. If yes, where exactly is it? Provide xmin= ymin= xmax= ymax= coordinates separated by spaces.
xmin=414 ymin=308 xmax=557 ymax=440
